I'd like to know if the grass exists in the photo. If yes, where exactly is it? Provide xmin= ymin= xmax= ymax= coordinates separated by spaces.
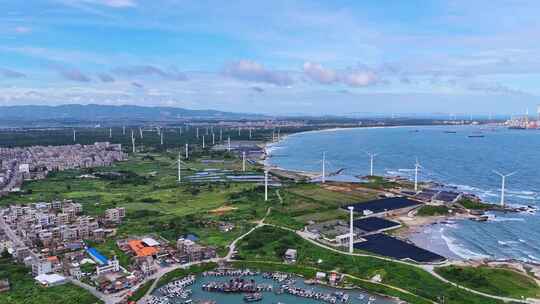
xmin=127 ymin=279 xmax=155 ymax=303
xmin=458 ymin=198 xmax=494 ymax=210
xmin=0 ymin=258 xmax=102 ymax=304
xmin=416 ymin=205 xmax=450 ymax=216
xmin=435 ymin=265 xmax=540 ymax=299
xmin=235 ymin=225 xmax=505 ymax=304
xmin=155 ymin=262 xmax=217 ymax=289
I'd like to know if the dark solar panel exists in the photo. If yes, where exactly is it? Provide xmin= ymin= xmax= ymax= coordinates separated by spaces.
xmin=353 ymin=217 xmax=400 ymax=232
xmin=342 ymin=197 xmax=420 ymax=214
xmin=354 ymin=234 xmax=446 ymax=263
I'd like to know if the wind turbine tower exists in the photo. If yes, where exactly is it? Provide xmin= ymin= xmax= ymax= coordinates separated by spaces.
xmin=139 ymin=127 xmax=143 ymax=139
xmin=212 ymin=133 xmax=215 ymax=145
xmin=185 ymin=143 xmax=189 ymax=160
xmin=414 ymin=159 xmax=421 ymax=192
xmin=493 ymin=171 xmax=516 ymax=207
xmin=131 ymin=130 xmax=136 ymax=153
xmin=227 ymin=136 xmax=231 ymax=152
xmin=109 ymin=128 xmax=112 ymax=138
xmin=220 ymin=129 xmax=223 ymax=141
xmin=348 ymin=206 xmax=355 ymax=253
xmin=202 ymin=135 xmax=205 ymax=149
xmin=242 ymin=151 xmax=246 ymax=172
xmin=196 ymin=128 xmax=199 ymax=139
xmin=366 ymin=152 xmax=378 ymax=176
xmin=249 ymin=128 xmax=252 ymax=139
xmin=238 ymin=127 xmax=241 ymax=136
xmin=73 ymin=129 xmax=76 ymax=142
xmin=321 ymin=152 xmax=326 ymax=184
xmin=160 ymin=131 xmax=164 ymax=145
xmin=176 ymin=152 xmax=182 ymax=182
xmin=264 ymin=170 xmax=269 ymax=201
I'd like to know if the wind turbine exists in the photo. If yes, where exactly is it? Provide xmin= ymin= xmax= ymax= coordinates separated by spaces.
xmin=131 ymin=130 xmax=136 ymax=153
xmin=185 ymin=143 xmax=189 ymax=160
xmin=196 ymin=127 xmax=199 ymax=139
xmin=242 ymin=151 xmax=246 ymax=172
xmin=123 ymin=126 xmax=126 ymax=135
xmin=493 ymin=170 xmax=517 ymax=207
xmin=109 ymin=128 xmax=112 ymax=138
xmin=175 ymin=152 xmax=186 ymax=183
xmin=366 ymin=152 xmax=378 ymax=176
xmin=227 ymin=136 xmax=231 ymax=152
xmin=321 ymin=151 xmax=327 ymax=183
xmin=414 ymin=158 xmax=421 ymax=192
xmin=264 ymin=170 xmax=269 ymax=201
xmin=202 ymin=135 xmax=205 ymax=149
xmin=73 ymin=129 xmax=76 ymax=143
xmin=348 ymin=206 xmax=355 ymax=253
xmin=139 ymin=127 xmax=143 ymax=139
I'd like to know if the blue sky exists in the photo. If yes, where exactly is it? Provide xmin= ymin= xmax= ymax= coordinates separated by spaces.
xmin=1 ymin=0 xmax=539 ymax=115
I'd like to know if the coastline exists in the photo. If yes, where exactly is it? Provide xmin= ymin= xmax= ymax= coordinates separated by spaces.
xmin=259 ymin=125 xmax=540 ymax=267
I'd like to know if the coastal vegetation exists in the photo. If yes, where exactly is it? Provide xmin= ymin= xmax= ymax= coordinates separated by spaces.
xmin=435 ymin=265 xmax=540 ymax=299
xmin=457 ymin=198 xmax=493 ymax=210
xmin=235 ymin=225 xmax=505 ymax=304
xmin=0 ymin=257 xmax=101 ymax=304
xmin=416 ymin=205 xmax=451 ymax=216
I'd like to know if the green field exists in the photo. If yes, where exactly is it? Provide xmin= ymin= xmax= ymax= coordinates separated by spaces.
xmin=0 ymin=258 xmax=102 ymax=304
xmin=435 ymin=265 xmax=540 ymax=299
xmin=235 ymin=225 xmax=505 ymax=304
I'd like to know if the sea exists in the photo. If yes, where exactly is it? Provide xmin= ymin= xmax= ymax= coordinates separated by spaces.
xmin=266 ymin=125 xmax=540 ymax=263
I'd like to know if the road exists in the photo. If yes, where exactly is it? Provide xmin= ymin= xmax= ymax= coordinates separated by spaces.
xmin=71 ymin=206 xmax=536 ymax=304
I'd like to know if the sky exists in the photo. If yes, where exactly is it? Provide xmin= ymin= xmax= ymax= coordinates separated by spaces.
xmin=1 ymin=0 xmax=540 ymax=115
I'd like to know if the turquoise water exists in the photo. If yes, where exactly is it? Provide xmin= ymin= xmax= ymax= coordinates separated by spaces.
xmin=266 ymin=125 xmax=540 ymax=262
xmin=157 ymin=274 xmax=395 ymax=304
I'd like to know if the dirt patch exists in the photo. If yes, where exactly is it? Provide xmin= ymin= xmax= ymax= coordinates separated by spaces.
xmin=209 ymin=205 xmax=238 ymax=215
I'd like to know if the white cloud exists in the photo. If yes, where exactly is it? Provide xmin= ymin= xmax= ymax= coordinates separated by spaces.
xmin=303 ymin=62 xmax=380 ymax=87
xmin=223 ymin=60 xmax=293 ymax=86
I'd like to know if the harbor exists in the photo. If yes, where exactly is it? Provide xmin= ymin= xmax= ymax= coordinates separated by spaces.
xmin=149 ymin=271 xmax=398 ymax=304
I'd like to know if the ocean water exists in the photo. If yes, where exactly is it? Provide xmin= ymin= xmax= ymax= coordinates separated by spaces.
xmin=267 ymin=125 xmax=540 ymax=262
xmin=156 ymin=274 xmax=394 ymax=303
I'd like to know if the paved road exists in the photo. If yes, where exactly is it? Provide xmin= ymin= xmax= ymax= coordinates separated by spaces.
xmin=83 ymin=207 xmax=536 ymax=304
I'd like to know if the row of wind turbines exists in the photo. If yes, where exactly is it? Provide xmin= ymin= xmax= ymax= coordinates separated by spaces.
xmin=319 ymin=151 xmax=516 ymax=207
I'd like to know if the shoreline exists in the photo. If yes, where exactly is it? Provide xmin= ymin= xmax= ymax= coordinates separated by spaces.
xmin=259 ymin=126 xmax=539 ymax=267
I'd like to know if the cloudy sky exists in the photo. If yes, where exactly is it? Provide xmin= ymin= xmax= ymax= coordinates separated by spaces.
xmin=1 ymin=0 xmax=539 ymax=115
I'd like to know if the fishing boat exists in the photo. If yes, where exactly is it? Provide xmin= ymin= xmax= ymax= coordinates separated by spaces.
xmin=244 ymin=293 xmax=263 ymax=302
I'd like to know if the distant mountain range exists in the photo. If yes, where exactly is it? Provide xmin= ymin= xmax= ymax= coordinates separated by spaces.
xmin=0 ymin=104 xmax=266 ymax=122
